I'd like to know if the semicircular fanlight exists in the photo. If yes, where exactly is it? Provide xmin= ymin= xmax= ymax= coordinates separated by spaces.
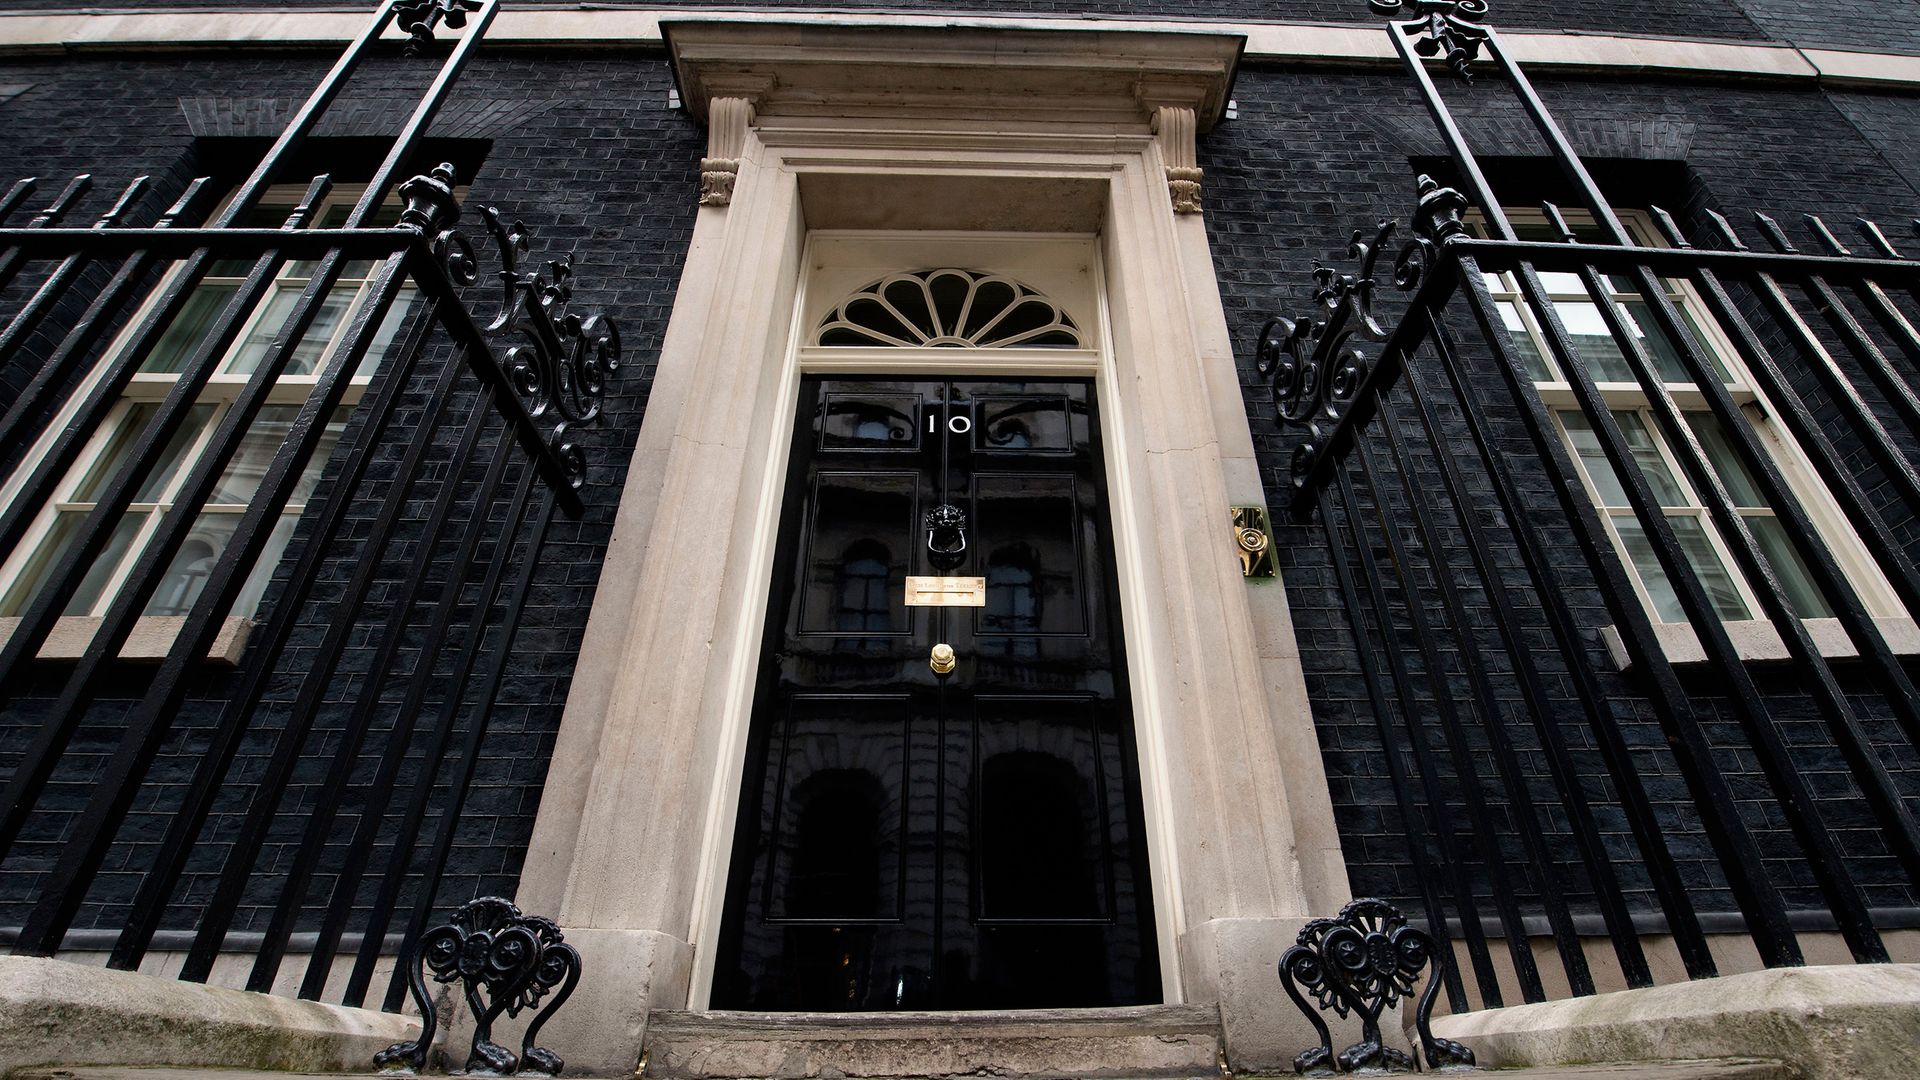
xmin=815 ymin=268 xmax=1085 ymax=349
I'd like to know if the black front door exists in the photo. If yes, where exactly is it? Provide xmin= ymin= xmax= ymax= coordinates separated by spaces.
xmin=713 ymin=376 xmax=1159 ymax=1011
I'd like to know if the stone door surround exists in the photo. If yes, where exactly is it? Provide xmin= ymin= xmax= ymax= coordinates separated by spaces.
xmin=508 ymin=21 xmax=1349 ymax=1075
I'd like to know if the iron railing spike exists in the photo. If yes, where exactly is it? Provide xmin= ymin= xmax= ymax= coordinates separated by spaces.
xmin=1754 ymin=211 xmax=1797 ymax=252
xmin=93 ymin=177 xmax=150 ymax=229
xmin=0 ymin=178 xmax=37 ymax=222
xmin=282 ymin=174 xmax=333 ymax=226
xmin=31 ymin=174 xmax=91 ymax=227
xmin=1649 ymin=206 xmax=1693 ymax=248
xmin=1541 ymin=201 xmax=1577 ymax=242
xmin=1856 ymin=217 xmax=1901 ymax=259
xmin=1805 ymin=213 xmax=1852 ymax=255
xmin=1702 ymin=207 xmax=1748 ymax=250
xmin=152 ymin=178 xmax=214 ymax=229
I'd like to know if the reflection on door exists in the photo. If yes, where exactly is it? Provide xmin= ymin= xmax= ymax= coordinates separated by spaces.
xmin=714 ymin=378 xmax=1158 ymax=1011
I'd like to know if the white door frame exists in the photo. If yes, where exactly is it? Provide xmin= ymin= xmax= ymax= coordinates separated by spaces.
xmin=679 ymin=228 xmax=1188 ymax=1006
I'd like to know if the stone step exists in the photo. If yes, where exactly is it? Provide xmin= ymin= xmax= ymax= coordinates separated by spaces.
xmin=5 ymin=1057 xmax=1798 ymax=1080
xmin=640 ymin=1004 xmax=1226 ymax=1080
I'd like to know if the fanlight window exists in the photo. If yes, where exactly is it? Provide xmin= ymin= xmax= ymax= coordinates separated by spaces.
xmin=815 ymin=269 xmax=1084 ymax=349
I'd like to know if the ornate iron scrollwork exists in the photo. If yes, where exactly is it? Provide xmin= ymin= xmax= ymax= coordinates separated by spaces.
xmin=401 ymin=163 xmax=621 ymax=493
xmin=1254 ymin=174 xmax=1468 ymax=501
xmin=925 ymin=504 xmax=968 ymax=569
xmin=374 ymin=897 xmax=583 ymax=1075
xmin=419 ymin=183 xmax=620 ymax=491
xmin=1279 ymin=898 xmax=1475 ymax=1075
xmin=1255 ymin=219 xmax=1396 ymax=494
xmin=1368 ymin=0 xmax=1492 ymax=82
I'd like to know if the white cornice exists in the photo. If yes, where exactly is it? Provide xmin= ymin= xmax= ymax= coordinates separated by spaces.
xmin=0 ymin=8 xmax=1915 ymax=91
xmin=664 ymin=20 xmax=1242 ymax=130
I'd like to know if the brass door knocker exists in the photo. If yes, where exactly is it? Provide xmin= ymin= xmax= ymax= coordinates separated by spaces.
xmin=925 ymin=504 xmax=968 ymax=569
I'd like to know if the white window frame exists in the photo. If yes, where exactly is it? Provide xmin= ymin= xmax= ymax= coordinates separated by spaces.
xmin=0 ymin=182 xmax=419 ymax=663
xmin=1476 ymin=207 xmax=1919 ymax=665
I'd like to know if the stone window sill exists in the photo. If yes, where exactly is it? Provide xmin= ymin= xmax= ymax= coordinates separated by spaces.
xmin=0 ymin=615 xmax=254 ymax=666
xmin=1601 ymin=615 xmax=1920 ymax=670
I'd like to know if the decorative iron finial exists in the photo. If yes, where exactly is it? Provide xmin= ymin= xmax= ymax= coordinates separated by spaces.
xmin=1368 ymin=0 xmax=1492 ymax=82
xmin=398 ymin=161 xmax=461 ymax=235
xmin=394 ymin=0 xmax=482 ymax=56
xmin=1279 ymin=898 xmax=1476 ymax=1075
xmin=1411 ymin=174 xmax=1469 ymax=242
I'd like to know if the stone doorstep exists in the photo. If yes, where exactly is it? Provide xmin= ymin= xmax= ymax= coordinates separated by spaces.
xmin=4 ymin=1058 xmax=1797 ymax=1080
xmin=640 ymin=1004 xmax=1226 ymax=1080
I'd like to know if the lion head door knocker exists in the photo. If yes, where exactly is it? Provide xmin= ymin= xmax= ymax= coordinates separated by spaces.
xmin=925 ymin=504 xmax=968 ymax=570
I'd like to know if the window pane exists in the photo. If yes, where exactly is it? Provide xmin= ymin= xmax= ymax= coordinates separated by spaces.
xmin=1613 ymin=411 xmax=1688 ymax=506
xmin=1683 ymin=410 xmax=1766 ymax=508
xmin=1498 ymin=300 xmax=1553 ymax=380
xmin=1562 ymin=409 xmax=1628 ymax=506
xmin=210 ymin=405 xmax=350 ymax=506
xmin=141 ymin=281 xmax=238 ymax=374
xmin=1675 ymin=305 xmax=1735 ymax=383
xmin=1553 ymin=300 xmax=1637 ymax=382
xmin=224 ymin=288 xmax=353 ymax=376
xmin=233 ymin=514 xmax=299 ymax=617
xmin=1561 ymin=409 xmax=1688 ymax=507
xmin=1617 ymin=300 xmax=1693 ymax=382
xmin=354 ymin=287 xmax=417 ymax=380
xmin=145 ymin=510 xmax=300 ymax=618
xmin=1748 ymin=514 xmax=1835 ymax=619
xmin=0 ymin=510 xmax=146 ymax=617
xmin=144 ymin=511 xmax=232 ymax=616
xmin=72 ymin=402 xmax=215 ymax=504
xmin=1615 ymin=513 xmax=1752 ymax=623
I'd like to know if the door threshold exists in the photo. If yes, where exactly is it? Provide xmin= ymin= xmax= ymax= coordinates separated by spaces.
xmin=644 ymin=1003 xmax=1222 ymax=1080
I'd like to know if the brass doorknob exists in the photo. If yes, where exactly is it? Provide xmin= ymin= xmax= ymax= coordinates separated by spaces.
xmin=929 ymin=643 xmax=956 ymax=675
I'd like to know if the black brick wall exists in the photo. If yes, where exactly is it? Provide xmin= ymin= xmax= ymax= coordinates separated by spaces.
xmin=0 ymin=46 xmax=699 ymax=941
xmin=0 ymin=0 xmax=1916 ymax=978
xmin=1740 ymin=0 xmax=1920 ymax=54
xmin=0 ymin=0 xmax=1759 ymax=39
xmin=1201 ymin=64 xmax=1920 ymax=926
xmin=14 ymin=0 xmax=1920 ymax=53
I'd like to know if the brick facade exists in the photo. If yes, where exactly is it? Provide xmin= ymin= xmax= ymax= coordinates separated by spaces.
xmin=0 ymin=0 xmax=1916 ymax=953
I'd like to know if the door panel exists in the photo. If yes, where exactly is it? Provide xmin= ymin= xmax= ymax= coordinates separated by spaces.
xmin=715 ymin=377 xmax=1157 ymax=1011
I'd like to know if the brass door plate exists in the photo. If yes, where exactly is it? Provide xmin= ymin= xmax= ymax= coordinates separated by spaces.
xmin=1230 ymin=506 xmax=1276 ymax=578
xmin=905 ymin=576 xmax=987 ymax=607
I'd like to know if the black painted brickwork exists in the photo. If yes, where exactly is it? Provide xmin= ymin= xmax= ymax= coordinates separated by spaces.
xmin=0 ymin=46 xmax=700 ymax=939
xmin=1740 ymin=0 xmax=1920 ymax=54
xmin=1202 ymin=65 xmax=1920 ymax=929
xmin=14 ymin=0 xmax=1920 ymax=55
xmin=0 ymin=0 xmax=1917 ymax=973
xmin=0 ymin=0 xmax=1772 ymax=43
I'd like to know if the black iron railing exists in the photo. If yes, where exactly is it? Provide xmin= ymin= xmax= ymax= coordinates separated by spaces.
xmin=1260 ymin=0 xmax=1920 ymax=1014
xmin=0 ymin=0 xmax=616 ymax=1013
